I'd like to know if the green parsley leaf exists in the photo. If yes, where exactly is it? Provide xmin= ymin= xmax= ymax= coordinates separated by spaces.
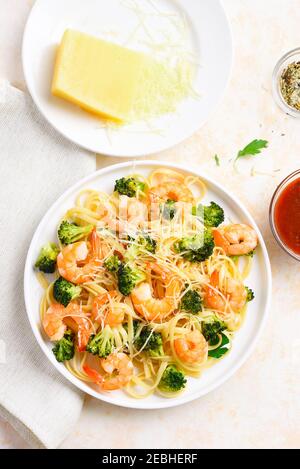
xmin=236 ymin=140 xmax=268 ymax=160
xmin=208 ymin=334 xmax=230 ymax=359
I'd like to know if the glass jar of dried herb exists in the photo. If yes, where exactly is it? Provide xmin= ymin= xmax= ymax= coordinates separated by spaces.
xmin=273 ymin=48 xmax=300 ymax=118
xmin=280 ymin=62 xmax=300 ymax=111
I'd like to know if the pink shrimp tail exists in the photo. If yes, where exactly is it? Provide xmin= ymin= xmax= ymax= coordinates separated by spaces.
xmin=90 ymin=228 xmax=100 ymax=257
xmin=83 ymin=365 xmax=104 ymax=387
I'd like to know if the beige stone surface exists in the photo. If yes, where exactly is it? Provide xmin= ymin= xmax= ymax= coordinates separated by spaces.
xmin=0 ymin=0 xmax=299 ymax=449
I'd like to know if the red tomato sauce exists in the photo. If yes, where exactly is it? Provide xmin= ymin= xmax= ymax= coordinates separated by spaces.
xmin=274 ymin=178 xmax=300 ymax=255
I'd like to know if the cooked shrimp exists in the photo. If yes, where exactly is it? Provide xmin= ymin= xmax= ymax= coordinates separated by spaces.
xmin=92 ymin=291 xmax=124 ymax=327
xmin=204 ymin=270 xmax=247 ymax=314
xmin=43 ymin=302 xmax=91 ymax=350
xmin=42 ymin=303 xmax=66 ymax=341
xmin=101 ymin=352 xmax=134 ymax=390
xmin=100 ymin=196 xmax=148 ymax=233
xmin=174 ymin=330 xmax=208 ymax=365
xmin=118 ymin=196 xmax=148 ymax=231
xmin=83 ymin=352 xmax=133 ymax=391
xmin=213 ymin=224 xmax=258 ymax=256
xmin=131 ymin=264 xmax=182 ymax=321
xmin=123 ymin=197 xmax=148 ymax=222
xmin=149 ymin=182 xmax=194 ymax=204
xmin=57 ymin=229 xmax=106 ymax=284
xmin=64 ymin=302 xmax=91 ymax=352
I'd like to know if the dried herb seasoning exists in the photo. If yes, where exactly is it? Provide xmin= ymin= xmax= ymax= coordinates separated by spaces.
xmin=280 ymin=61 xmax=300 ymax=111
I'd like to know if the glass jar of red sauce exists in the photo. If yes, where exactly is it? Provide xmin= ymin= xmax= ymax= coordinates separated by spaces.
xmin=270 ymin=170 xmax=300 ymax=260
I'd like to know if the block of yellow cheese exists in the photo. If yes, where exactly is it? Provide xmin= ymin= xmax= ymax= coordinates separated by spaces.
xmin=52 ymin=29 xmax=145 ymax=122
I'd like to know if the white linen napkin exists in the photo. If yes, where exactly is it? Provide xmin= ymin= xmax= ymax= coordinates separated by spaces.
xmin=0 ymin=81 xmax=96 ymax=449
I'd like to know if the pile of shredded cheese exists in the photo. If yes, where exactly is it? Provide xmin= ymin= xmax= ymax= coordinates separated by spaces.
xmin=100 ymin=0 xmax=199 ymax=132
xmin=131 ymin=57 xmax=196 ymax=121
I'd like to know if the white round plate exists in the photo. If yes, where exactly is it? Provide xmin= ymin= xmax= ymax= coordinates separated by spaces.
xmin=22 ymin=0 xmax=232 ymax=157
xmin=24 ymin=161 xmax=271 ymax=409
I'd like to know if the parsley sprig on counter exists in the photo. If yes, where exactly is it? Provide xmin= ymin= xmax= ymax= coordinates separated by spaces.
xmin=236 ymin=139 xmax=269 ymax=160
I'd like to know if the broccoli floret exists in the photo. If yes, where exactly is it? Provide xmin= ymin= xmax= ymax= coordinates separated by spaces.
xmin=180 ymin=289 xmax=203 ymax=314
xmin=104 ymin=255 xmax=122 ymax=273
xmin=35 ymin=242 xmax=59 ymax=273
xmin=138 ymin=235 xmax=157 ymax=254
xmin=134 ymin=327 xmax=164 ymax=357
xmin=58 ymin=220 xmax=93 ymax=245
xmin=245 ymin=287 xmax=255 ymax=303
xmin=114 ymin=177 xmax=145 ymax=198
xmin=174 ymin=230 xmax=215 ymax=263
xmin=202 ymin=320 xmax=226 ymax=346
xmin=125 ymin=235 xmax=157 ymax=261
xmin=52 ymin=330 xmax=75 ymax=363
xmin=86 ymin=325 xmax=116 ymax=358
xmin=117 ymin=264 xmax=146 ymax=296
xmin=193 ymin=202 xmax=225 ymax=228
xmin=158 ymin=365 xmax=187 ymax=393
xmin=53 ymin=277 xmax=82 ymax=307
xmin=161 ymin=199 xmax=176 ymax=220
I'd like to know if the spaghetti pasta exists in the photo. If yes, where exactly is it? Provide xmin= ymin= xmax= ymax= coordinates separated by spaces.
xmin=36 ymin=168 xmax=258 ymax=398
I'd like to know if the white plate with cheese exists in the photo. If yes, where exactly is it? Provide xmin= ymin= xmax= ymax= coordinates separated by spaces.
xmin=22 ymin=0 xmax=233 ymax=157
